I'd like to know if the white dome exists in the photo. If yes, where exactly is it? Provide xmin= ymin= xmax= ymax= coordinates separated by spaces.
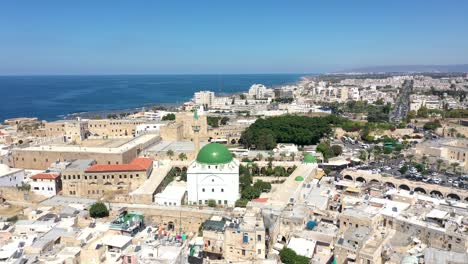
xmin=0 ymin=164 xmax=10 ymax=173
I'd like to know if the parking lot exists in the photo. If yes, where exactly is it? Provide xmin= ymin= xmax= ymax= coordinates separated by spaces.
xmin=354 ymin=159 xmax=468 ymax=191
xmin=339 ymin=137 xmax=468 ymax=191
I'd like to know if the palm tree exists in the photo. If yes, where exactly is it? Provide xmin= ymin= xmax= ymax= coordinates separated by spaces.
xmin=256 ymin=153 xmax=263 ymax=161
xmin=280 ymin=153 xmax=286 ymax=161
xmin=448 ymin=128 xmax=457 ymax=137
xmin=359 ymin=150 xmax=368 ymax=161
xmin=436 ymin=159 xmax=444 ymax=172
xmin=167 ymin=149 xmax=174 ymax=160
xmin=268 ymin=151 xmax=274 ymax=158
xmin=451 ymin=162 xmax=460 ymax=175
xmin=372 ymin=147 xmax=382 ymax=163
xmin=178 ymin=152 xmax=187 ymax=161
xmin=407 ymin=154 xmax=414 ymax=164
xmin=421 ymin=155 xmax=428 ymax=165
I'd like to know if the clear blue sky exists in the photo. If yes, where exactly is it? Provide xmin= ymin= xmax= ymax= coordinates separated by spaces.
xmin=1 ymin=1 xmax=467 ymax=74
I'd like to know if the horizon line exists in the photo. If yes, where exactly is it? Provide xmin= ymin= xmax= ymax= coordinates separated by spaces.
xmin=0 ymin=72 xmax=318 ymax=77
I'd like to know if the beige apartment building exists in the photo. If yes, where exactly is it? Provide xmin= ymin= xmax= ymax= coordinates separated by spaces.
xmin=202 ymin=211 xmax=266 ymax=262
xmin=334 ymin=226 xmax=384 ymax=264
xmin=413 ymin=138 xmax=468 ymax=172
xmin=223 ymin=213 xmax=266 ymax=261
xmin=62 ymin=157 xmax=153 ymax=198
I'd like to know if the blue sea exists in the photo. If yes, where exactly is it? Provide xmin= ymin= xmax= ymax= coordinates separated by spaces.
xmin=0 ymin=74 xmax=304 ymax=121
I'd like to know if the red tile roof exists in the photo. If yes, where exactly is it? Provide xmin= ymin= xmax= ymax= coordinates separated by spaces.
xmin=85 ymin=157 xmax=153 ymax=172
xmin=251 ymin=198 xmax=269 ymax=203
xmin=31 ymin=173 xmax=60 ymax=180
xmin=130 ymin=158 xmax=153 ymax=170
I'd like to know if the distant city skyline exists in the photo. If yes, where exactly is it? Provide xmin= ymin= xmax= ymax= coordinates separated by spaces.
xmin=1 ymin=1 xmax=468 ymax=75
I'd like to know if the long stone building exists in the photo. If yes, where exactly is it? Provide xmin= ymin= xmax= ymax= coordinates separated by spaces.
xmin=12 ymin=134 xmax=158 ymax=170
xmin=61 ymin=157 xmax=153 ymax=198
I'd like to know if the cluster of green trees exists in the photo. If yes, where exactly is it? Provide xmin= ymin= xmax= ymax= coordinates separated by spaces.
xmin=89 ymin=202 xmax=109 ymax=218
xmin=162 ymin=113 xmax=176 ymax=121
xmin=316 ymin=141 xmax=343 ymax=161
xmin=243 ymin=163 xmax=295 ymax=177
xmin=107 ymin=112 xmax=134 ymax=119
xmin=359 ymin=141 xmax=405 ymax=163
xmin=423 ymin=120 xmax=441 ymax=130
xmin=322 ymin=100 xmax=392 ymax=123
xmin=272 ymin=97 xmax=294 ymax=103
xmin=240 ymin=115 xmax=344 ymax=150
xmin=427 ymin=88 xmax=466 ymax=102
xmin=408 ymin=106 xmax=468 ymax=120
xmin=279 ymin=248 xmax=310 ymax=264
xmin=445 ymin=109 xmax=468 ymax=118
xmin=207 ymin=116 xmax=230 ymax=127
xmin=367 ymin=103 xmax=392 ymax=123
xmin=236 ymin=164 xmax=273 ymax=207
xmin=161 ymin=167 xmax=179 ymax=189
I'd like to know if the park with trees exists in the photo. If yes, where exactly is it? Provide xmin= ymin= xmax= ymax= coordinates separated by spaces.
xmin=239 ymin=115 xmax=346 ymax=150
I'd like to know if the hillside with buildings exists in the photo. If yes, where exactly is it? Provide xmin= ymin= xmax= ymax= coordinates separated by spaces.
xmin=0 ymin=73 xmax=467 ymax=263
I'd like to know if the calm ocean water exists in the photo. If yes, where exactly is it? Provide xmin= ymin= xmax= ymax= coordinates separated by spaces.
xmin=0 ymin=74 xmax=304 ymax=121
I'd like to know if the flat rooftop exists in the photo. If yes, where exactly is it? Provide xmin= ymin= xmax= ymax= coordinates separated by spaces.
xmin=63 ymin=159 xmax=95 ymax=172
xmin=146 ymin=140 xmax=208 ymax=153
xmin=16 ymin=134 xmax=158 ymax=154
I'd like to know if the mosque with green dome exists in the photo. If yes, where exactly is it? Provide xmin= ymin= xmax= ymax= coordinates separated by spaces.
xmin=187 ymin=143 xmax=240 ymax=206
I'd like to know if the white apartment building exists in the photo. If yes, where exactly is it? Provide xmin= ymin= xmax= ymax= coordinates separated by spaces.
xmin=194 ymin=91 xmax=215 ymax=107
xmin=30 ymin=173 xmax=61 ymax=198
xmin=212 ymin=96 xmax=231 ymax=109
xmin=135 ymin=123 xmax=166 ymax=136
xmin=248 ymin=84 xmax=269 ymax=99
xmin=410 ymin=95 xmax=441 ymax=111
xmin=0 ymin=164 xmax=24 ymax=187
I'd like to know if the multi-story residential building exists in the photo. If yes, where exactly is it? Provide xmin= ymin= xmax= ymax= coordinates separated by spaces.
xmin=248 ymin=84 xmax=271 ymax=99
xmin=0 ymin=164 xmax=24 ymax=187
xmin=223 ymin=212 xmax=266 ymax=261
xmin=194 ymin=91 xmax=215 ymax=107
xmin=30 ymin=172 xmax=62 ymax=198
xmin=413 ymin=138 xmax=468 ymax=172
xmin=409 ymin=95 xmax=441 ymax=111
xmin=201 ymin=210 xmax=266 ymax=262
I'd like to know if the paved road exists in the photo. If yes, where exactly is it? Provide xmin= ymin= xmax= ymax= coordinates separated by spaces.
xmin=389 ymin=80 xmax=413 ymax=123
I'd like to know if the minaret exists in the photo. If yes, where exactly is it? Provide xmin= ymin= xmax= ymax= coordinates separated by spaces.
xmin=192 ymin=107 xmax=201 ymax=154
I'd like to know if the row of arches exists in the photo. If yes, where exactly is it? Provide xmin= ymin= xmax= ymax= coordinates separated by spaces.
xmin=174 ymin=167 xmax=188 ymax=172
xmin=343 ymin=174 xmax=466 ymax=202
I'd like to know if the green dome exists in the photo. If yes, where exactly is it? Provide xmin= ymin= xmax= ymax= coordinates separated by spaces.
xmin=295 ymin=176 xmax=305 ymax=181
xmin=303 ymin=154 xmax=317 ymax=163
xmin=196 ymin=143 xmax=233 ymax=165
